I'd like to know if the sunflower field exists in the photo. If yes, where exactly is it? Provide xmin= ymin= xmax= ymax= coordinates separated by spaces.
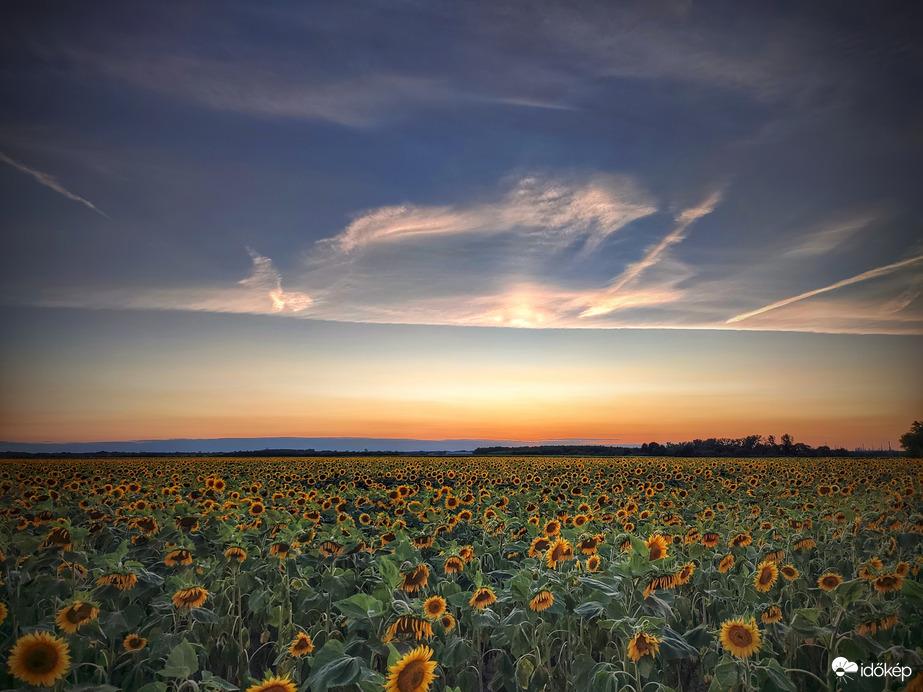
xmin=0 ymin=456 xmax=921 ymax=692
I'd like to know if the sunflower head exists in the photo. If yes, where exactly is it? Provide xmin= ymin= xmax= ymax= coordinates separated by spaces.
xmin=123 ymin=634 xmax=147 ymax=652
xmin=627 ymin=632 xmax=662 ymax=662
xmin=289 ymin=632 xmax=314 ymax=657
xmin=7 ymin=631 xmax=72 ymax=687
xmin=718 ymin=554 xmax=735 ymax=573
xmin=719 ymin=617 xmax=762 ymax=658
xmin=469 ymin=587 xmax=497 ymax=610
xmin=529 ymin=590 xmax=554 ymax=612
xmin=753 ymin=560 xmax=779 ymax=593
xmin=55 ymin=600 xmax=99 ymax=633
xmin=439 ymin=613 xmax=456 ymax=632
xmin=645 ymin=534 xmax=669 ymax=561
xmin=385 ymin=645 xmax=438 ymax=692
xmin=761 ymin=605 xmax=783 ymax=624
xmin=779 ymin=564 xmax=799 ymax=581
xmin=172 ymin=585 xmax=209 ymax=610
xmin=423 ymin=596 xmax=447 ymax=619
xmin=245 ymin=674 xmax=297 ymax=692
xmin=401 ymin=564 xmax=430 ymax=593
xmin=818 ymin=572 xmax=843 ymax=591
xmin=873 ymin=573 xmax=903 ymax=594
xmin=444 ymin=556 xmax=465 ymax=574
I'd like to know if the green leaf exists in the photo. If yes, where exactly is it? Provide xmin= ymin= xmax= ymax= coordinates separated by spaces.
xmin=833 ymin=579 xmax=864 ymax=606
xmin=136 ymin=684 xmax=168 ymax=692
xmin=901 ymin=577 xmax=923 ymax=609
xmin=714 ymin=657 xmax=740 ymax=687
xmin=510 ymin=571 xmax=532 ymax=602
xmin=574 ymin=600 xmax=605 ymax=619
xmin=386 ymin=643 xmax=401 ymax=668
xmin=441 ymin=637 xmax=470 ymax=666
xmin=660 ymin=627 xmax=700 ymax=660
xmin=158 ymin=639 xmax=198 ymax=679
xmin=516 ymin=657 xmax=534 ymax=690
xmin=378 ymin=556 xmax=401 ymax=590
xmin=334 ymin=593 xmax=385 ymax=620
xmin=755 ymin=658 xmax=797 ymax=692
xmin=201 ymin=671 xmax=240 ymax=691
xmin=307 ymin=656 xmax=361 ymax=692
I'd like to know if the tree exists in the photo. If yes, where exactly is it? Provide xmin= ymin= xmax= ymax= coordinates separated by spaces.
xmin=900 ymin=421 xmax=923 ymax=458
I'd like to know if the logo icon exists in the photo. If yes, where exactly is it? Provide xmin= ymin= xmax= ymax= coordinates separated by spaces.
xmin=831 ymin=657 xmax=859 ymax=678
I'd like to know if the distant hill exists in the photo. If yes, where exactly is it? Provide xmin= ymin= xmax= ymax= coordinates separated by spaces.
xmin=0 ymin=436 xmax=630 ymax=455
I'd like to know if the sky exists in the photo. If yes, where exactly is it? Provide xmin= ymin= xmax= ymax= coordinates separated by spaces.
xmin=1 ymin=0 xmax=921 ymax=449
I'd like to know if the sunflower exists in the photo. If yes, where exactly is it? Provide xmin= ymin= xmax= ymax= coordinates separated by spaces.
xmin=469 ymin=587 xmax=497 ymax=610
xmin=719 ymin=617 xmax=762 ymax=659
xmin=0 ymin=602 xmax=7 ymax=626
xmin=545 ymin=538 xmax=575 ymax=569
xmin=423 ymin=596 xmax=447 ymax=619
xmin=123 ymin=634 xmax=147 ymax=652
xmin=529 ymin=590 xmax=554 ymax=612
xmin=401 ymin=564 xmax=430 ymax=593
xmin=245 ymin=674 xmax=297 ymax=692
xmin=444 ymin=556 xmax=464 ymax=574
xmin=645 ymin=534 xmax=669 ymax=561
xmin=384 ymin=616 xmax=434 ymax=642
xmin=779 ymin=564 xmax=799 ymax=581
xmin=674 ymin=562 xmax=695 ymax=586
xmin=440 ymin=613 xmax=456 ymax=633
xmin=528 ymin=536 xmax=551 ymax=558
xmin=165 ymin=548 xmax=193 ymax=566
xmin=576 ymin=534 xmax=602 ymax=555
xmin=818 ymin=572 xmax=843 ymax=591
xmin=761 ymin=605 xmax=783 ymax=624
xmin=172 ymin=586 xmax=209 ymax=610
xmin=543 ymin=520 xmax=561 ymax=537
xmin=249 ymin=502 xmax=265 ymax=516
xmin=97 ymin=571 xmax=138 ymax=591
xmin=718 ymin=554 xmax=735 ymax=573
xmin=753 ymin=561 xmax=779 ymax=593
xmin=289 ymin=632 xmax=314 ymax=657
xmin=55 ymin=601 xmax=99 ymax=633
xmin=458 ymin=546 xmax=475 ymax=563
xmin=225 ymin=546 xmax=247 ymax=562
xmin=586 ymin=555 xmax=602 ymax=572
xmin=873 ymin=573 xmax=903 ymax=594
xmin=626 ymin=632 xmax=661 ymax=662
xmin=385 ymin=645 xmax=438 ymax=692
xmin=7 ymin=631 xmax=72 ymax=687
xmin=729 ymin=533 xmax=752 ymax=548
xmin=793 ymin=538 xmax=816 ymax=552
xmin=895 ymin=561 xmax=910 ymax=577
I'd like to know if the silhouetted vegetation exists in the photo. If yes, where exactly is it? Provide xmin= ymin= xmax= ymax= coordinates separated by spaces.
xmin=900 ymin=420 xmax=923 ymax=457
xmin=475 ymin=434 xmax=894 ymax=457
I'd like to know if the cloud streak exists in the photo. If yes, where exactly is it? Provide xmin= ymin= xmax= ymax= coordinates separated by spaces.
xmin=580 ymin=189 xmax=723 ymax=318
xmin=0 ymin=151 xmax=108 ymax=217
xmin=726 ymin=255 xmax=923 ymax=324
xmin=331 ymin=175 xmax=658 ymax=254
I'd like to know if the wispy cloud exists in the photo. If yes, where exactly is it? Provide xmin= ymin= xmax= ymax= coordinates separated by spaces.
xmin=580 ymin=189 xmax=723 ymax=317
xmin=331 ymin=175 xmax=657 ymax=254
xmin=240 ymin=248 xmax=312 ymax=313
xmin=38 ymin=250 xmax=310 ymax=316
xmin=784 ymin=211 xmax=878 ymax=258
xmin=0 ymin=151 xmax=107 ymax=217
xmin=726 ymin=254 xmax=923 ymax=324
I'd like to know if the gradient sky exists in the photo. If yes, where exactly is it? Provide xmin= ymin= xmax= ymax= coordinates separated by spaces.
xmin=1 ymin=1 xmax=921 ymax=447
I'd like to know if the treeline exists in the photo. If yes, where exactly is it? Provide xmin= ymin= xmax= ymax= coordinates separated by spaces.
xmin=475 ymin=434 xmax=895 ymax=458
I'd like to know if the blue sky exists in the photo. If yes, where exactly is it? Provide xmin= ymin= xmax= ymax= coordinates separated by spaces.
xmin=1 ymin=1 xmax=921 ymax=446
